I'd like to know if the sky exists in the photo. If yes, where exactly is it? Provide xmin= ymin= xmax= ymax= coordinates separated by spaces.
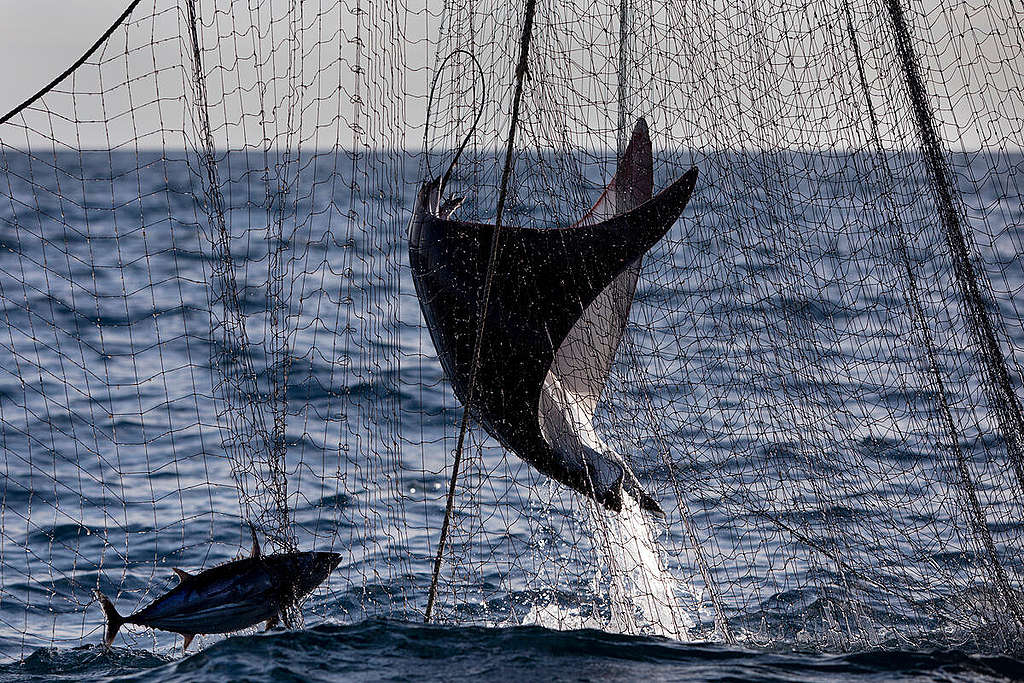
xmin=0 ymin=0 xmax=424 ymax=150
xmin=0 ymin=1 xmax=128 ymax=117
xmin=0 ymin=0 xmax=1021 ymax=152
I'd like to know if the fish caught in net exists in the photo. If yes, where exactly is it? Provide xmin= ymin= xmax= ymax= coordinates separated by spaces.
xmin=0 ymin=0 xmax=1023 ymax=658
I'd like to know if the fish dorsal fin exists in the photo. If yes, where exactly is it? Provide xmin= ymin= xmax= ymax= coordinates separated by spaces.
xmin=172 ymin=568 xmax=193 ymax=583
xmin=250 ymin=524 xmax=261 ymax=559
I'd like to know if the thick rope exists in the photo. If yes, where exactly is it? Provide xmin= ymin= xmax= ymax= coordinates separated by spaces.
xmin=424 ymin=0 xmax=538 ymax=623
xmin=185 ymin=0 xmax=296 ymax=585
xmin=0 ymin=0 xmax=144 ymax=126
xmin=882 ymin=0 xmax=1024 ymax=626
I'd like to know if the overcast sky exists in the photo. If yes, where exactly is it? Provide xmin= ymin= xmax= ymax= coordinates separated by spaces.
xmin=1 ymin=0 xmax=1020 ymax=151
xmin=0 ymin=1 xmax=128 ymax=116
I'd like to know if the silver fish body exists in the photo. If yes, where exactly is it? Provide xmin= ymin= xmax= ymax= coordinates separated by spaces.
xmin=96 ymin=531 xmax=340 ymax=650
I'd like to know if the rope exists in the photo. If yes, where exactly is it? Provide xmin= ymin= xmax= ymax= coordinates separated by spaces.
xmin=884 ymin=0 xmax=1024 ymax=625
xmin=0 ymin=0 xmax=144 ymax=126
xmin=424 ymin=0 xmax=538 ymax=623
xmin=423 ymin=50 xmax=486 ymax=206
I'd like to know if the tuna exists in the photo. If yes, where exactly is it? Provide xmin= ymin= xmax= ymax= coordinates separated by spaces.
xmin=95 ymin=528 xmax=341 ymax=650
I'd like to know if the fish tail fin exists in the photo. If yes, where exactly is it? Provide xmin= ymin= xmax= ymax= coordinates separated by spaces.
xmin=94 ymin=590 xmax=124 ymax=647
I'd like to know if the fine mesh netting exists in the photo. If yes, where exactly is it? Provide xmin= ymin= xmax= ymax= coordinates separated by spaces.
xmin=1 ymin=0 xmax=1023 ymax=658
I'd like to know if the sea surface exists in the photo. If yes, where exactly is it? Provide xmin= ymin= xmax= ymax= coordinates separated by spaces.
xmin=1 ymin=148 xmax=1023 ymax=681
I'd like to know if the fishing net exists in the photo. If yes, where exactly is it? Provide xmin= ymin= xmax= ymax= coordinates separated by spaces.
xmin=1 ymin=0 xmax=1023 ymax=657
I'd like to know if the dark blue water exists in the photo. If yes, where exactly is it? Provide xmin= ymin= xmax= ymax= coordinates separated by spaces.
xmin=3 ymin=621 xmax=1024 ymax=682
xmin=2 ymin=148 xmax=1024 ymax=681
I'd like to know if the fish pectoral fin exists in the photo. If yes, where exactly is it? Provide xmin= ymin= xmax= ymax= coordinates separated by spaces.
xmin=182 ymin=633 xmax=195 ymax=651
xmin=172 ymin=568 xmax=193 ymax=583
xmin=265 ymin=614 xmax=280 ymax=631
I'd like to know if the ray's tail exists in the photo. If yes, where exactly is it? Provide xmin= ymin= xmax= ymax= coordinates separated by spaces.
xmin=94 ymin=590 xmax=124 ymax=647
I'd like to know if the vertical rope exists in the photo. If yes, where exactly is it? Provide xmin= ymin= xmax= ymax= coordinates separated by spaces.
xmin=616 ymin=0 xmax=631 ymax=161
xmin=185 ymin=0 xmax=295 ymax=563
xmin=886 ymin=0 xmax=1024 ymax=501
xmin=424 ymin=0 xmax=539 ymax=623
xmin=882 ymin=0 xmax=1024 ymax=626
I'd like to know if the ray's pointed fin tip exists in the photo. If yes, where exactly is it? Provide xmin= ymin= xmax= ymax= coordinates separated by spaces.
xmin=653 ymin=165 xmax=699 ymax=219
xmin=618 ymin=118 xmax=654 ymax=201
xmin=674 ymin=166 xmax=700 ymax=203
xmin=631 ymin=116 xmax=649 ymax=142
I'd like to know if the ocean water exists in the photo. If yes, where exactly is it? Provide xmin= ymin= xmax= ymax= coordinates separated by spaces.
xmin=1 ymin=148 xmax=1024 ymax=681
xmin=3 ymin=621 xmax=1024 ymax=682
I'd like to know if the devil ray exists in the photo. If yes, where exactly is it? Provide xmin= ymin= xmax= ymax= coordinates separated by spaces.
xmin=409 ymin=119 xmax=696 ymax=517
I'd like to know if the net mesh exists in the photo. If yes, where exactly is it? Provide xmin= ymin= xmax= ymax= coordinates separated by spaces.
xmin=1 ymin=0 xmax=1023 ymax=657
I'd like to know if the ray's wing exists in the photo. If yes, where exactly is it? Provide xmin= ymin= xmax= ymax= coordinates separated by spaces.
xmin=408 ymin=118 xmax=695 ymax=515
xmin=545 ymin=118 xmax=654 ymax=429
